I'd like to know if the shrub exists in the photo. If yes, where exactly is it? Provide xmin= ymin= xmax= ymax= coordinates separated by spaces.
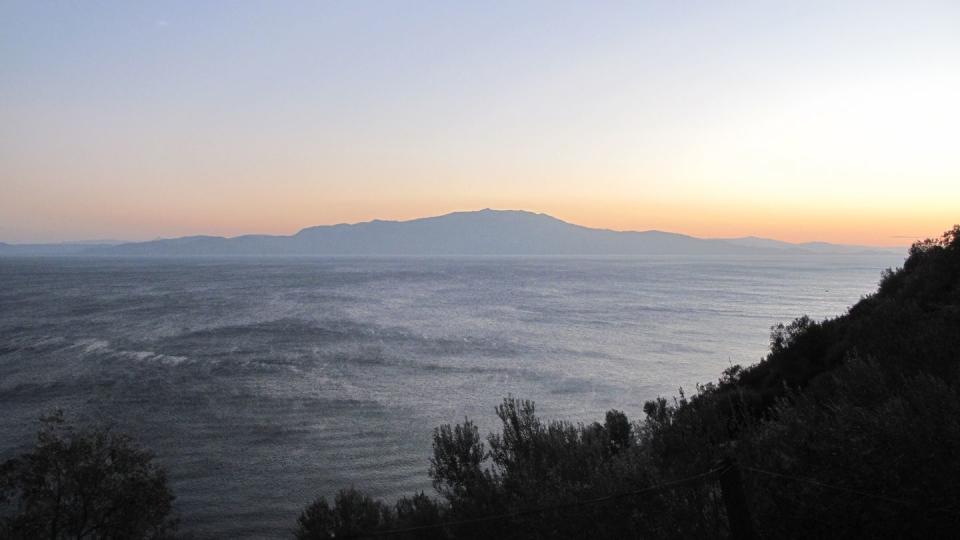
xmin=0 ymin=411 xmax=177 ymax=540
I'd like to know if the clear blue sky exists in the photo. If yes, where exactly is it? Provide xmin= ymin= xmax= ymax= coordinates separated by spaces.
xmin=2 ymin=1 xmax=958 ymax=244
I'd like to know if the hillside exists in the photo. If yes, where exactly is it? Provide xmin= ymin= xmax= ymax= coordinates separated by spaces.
xmin=293 ymin=226 xmax=960 ymax=539
xmin=727 ymin=224 xmax=960 ymax=408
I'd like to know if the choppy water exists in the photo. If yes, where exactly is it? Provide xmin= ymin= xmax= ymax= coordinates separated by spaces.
xmin=0 ymin=254 xmax=902 ymax=537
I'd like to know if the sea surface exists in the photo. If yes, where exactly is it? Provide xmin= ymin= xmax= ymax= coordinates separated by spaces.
xmin=0 ymin=254 xmax=902 ymax=537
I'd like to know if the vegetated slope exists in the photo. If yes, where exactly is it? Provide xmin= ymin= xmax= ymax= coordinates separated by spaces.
xmin=679 ymin=224 xmax=960 ymax=537
xmin=730 ymin=224 xmax=960 ymax=409
xmin=293 ymin=227 xmax=960 ymax=540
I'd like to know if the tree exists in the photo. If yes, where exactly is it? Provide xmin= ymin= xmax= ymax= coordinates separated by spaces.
xmin=0 ymin=411 xmax=177 ymax=540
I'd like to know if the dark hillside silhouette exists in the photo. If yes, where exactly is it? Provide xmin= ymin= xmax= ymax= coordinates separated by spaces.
xmin=295 ymin=226 xmax=960 ymax=539
xmin=728 ymin=225 xmax=960 ymax=412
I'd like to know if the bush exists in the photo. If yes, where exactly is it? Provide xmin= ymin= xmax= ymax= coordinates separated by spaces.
xmin=295 ymin=489 xmax=446 ymax=540
xmin=737 ymin=359 xmax=960 ymax=538
xmin=0 ymin=411 xmax=177 ymax=540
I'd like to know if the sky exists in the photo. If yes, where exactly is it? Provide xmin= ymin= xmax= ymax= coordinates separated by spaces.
xmin=1 ymin=1 xmax=958 ymax=246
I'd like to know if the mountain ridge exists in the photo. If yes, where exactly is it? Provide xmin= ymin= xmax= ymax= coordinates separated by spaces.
xmin=1 ymin=209 xmax=898 ymax=256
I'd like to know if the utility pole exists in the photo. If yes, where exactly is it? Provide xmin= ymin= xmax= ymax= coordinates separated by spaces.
xmin=718 ymin=458 xmax=756 ymax=540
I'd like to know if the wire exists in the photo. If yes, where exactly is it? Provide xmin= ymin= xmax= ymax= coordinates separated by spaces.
xmin=340 ymin=466 xmax=727 ymax=539
xmin=741 ymin=466 xmax=915 ymax=506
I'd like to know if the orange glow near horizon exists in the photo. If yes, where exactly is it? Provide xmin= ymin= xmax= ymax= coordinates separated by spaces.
xmin=10 ymin=197 xmax=944 ymax=248
xmin=2 ymin=3 xmax=958 ymax=246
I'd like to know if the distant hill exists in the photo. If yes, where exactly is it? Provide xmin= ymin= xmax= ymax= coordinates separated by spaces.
xmin=47 ymin=209 xmax=893 ymax=257
xmin=0 ymin=241 xmax=120 ymax=256
xmin=719 ymin=235 xmax=900 ymax=254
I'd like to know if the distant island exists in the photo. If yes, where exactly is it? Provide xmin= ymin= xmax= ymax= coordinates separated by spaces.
xmin=1 ymin=209 xmax=897 ymax=257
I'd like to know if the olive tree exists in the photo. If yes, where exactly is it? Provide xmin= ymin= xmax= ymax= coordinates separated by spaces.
xmin=0 ymin=411 xmax=177 ymax=539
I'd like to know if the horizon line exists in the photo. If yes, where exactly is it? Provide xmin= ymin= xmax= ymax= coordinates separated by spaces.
xmin=1 ymin=208 xmax=915 ymax=250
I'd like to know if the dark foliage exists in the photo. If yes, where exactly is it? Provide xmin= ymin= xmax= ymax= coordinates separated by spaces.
xmin=296 ymin=226 xmax=960 ymax=539
xmin=732 ymin=225 xmax=960 ymax=411
xmin=295 ymin=489 xmax=445 ymax=540
xmin=0 ymin=411 xmax=177 ymax=540
xmin=296 ymin=488 xmax=391 ymax=540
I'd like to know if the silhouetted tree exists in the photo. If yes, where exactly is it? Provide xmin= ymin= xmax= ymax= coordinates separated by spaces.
xmin=296 ymin=487 xmax=393 ymax=540
xmin=0 ymin=411 xmax=176 ymax=540
xmin=604 ymin=409 xmax=631 ymax=455
xmin=295 ymin=488 xmax=447 ymax=540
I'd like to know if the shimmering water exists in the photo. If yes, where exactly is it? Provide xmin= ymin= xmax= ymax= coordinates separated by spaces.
xmin=0 ymin=254 xmax=902 ymax=537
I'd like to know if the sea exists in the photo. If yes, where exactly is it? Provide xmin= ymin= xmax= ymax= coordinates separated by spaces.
xmin=0 ymin=254 xmax=903 ymax=538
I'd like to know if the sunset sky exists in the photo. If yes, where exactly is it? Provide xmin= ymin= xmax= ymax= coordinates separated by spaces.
xmin=2 ymin=1 xmax=958 ymax=246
